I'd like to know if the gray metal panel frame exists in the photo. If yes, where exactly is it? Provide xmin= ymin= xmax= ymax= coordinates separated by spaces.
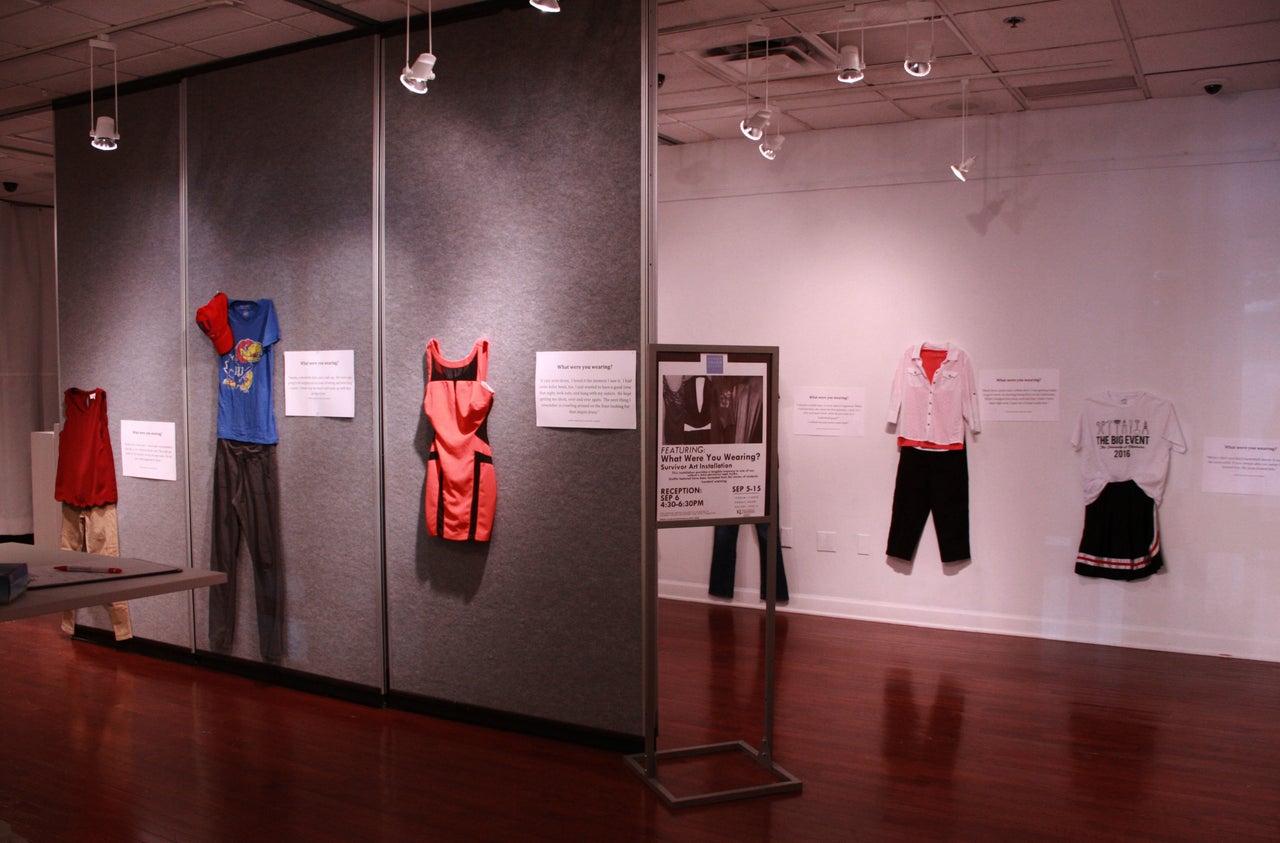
xmin=634 ymin=343 xmax=802 ymax=806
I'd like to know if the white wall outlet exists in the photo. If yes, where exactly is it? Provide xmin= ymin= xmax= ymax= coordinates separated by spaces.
xmin=779 ymin=527 xmax=793 ymax=548
xmin=817 ymin=531 xmax=836 ymax=553
xmin=857 ymin=533 xmax=872 ymax=556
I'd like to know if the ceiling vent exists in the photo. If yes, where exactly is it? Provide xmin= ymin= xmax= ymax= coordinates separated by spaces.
xmin=1018 ymin=76 xmax=1139 ymax=101
xmin=702 ymin=36 xmax=839 ymax=82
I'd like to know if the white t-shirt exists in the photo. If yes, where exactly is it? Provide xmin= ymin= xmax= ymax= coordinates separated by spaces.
xmin=1071 ymin=391 xmax=1186 ymax=505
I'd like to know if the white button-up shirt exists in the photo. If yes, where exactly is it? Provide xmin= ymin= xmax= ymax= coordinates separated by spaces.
xmin=887 ymin=343 xmax=980 ymax=448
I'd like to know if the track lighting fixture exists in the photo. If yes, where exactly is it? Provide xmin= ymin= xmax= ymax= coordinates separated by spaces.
xmin=950 ymin=78 xmax=975 ymax=181
xmin=737 ymin=21 xmax=774 ymax=145
xmin=88 ymin=37 xmax=119 ymax=151
xmin=903 ymin=9 xmax=935 ymax=78
xmin=530 ymin=0 xmax=560 ymax=10
xmin=400 ymin=0 xmax=437 ymax=94
xmin=740 ymin=107 xmax=773 ymax=141
xmin=759 ymin=131 xmax=785 ymax=160
xmin=836 ymin=45 xmax=864 ymax=84
xmin=90 ymin=116 xmax=119 ymax=151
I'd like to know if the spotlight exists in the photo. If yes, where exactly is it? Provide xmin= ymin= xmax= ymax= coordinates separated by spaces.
xmin=90 ymin=115 xmax=119 ymax=151
xmin=836 ymin=45 xmax=864 ymax=85
xmin=902 ymin=9 xmax=935 ymax=79
xmin=400 ymin=0 xmax=437 ymax=95
xmin=759 ymin=133 xmax=785 ymax=160
xmin=906 ymin=56 xmax=936 ymax=77
xmin=88 ymin=37 xmax=119 ymax=152
xmin=530 ymin=0 xmax=560 ymax=10
xmin=949 ymin=78 xmax=975 ymax=181
xmin=400 ymin=52 xmax=437 ymax=94
xmin=739 ymin=107 xmax=773 ymax=141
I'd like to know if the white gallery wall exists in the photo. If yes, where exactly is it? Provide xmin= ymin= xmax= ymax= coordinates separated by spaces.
xmin=655 ymin=89 xmax=1280 ymax=662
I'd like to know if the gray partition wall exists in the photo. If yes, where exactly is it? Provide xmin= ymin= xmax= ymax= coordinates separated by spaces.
xmin=54 ymin=0 xmax=644 ymax=743
xmin=184 ymin=37 xmax=383 ymax=685
xmin=55 ymin=85 xmax=191 ymax=645
xmin=382 ymin=2 xmax=644 ymax=741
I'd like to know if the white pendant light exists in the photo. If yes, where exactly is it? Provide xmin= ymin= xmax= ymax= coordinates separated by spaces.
xmin=903 ymin=9 xmax=934 ymax=78
xmin=90 ymin=115 xmax=119 ymax=151
xmin=738 ymin=21 xmax=772 ymax=141
xmin=759 ymin=131 xmax=785 ymax=161
xmin=950 ymin=78 xmax=976 ymax=181
xmin=740 ymin=107 xmax=773 ymax=141
xmin=530 ymin=0 xmax=560 ymax=11
xmin=88 ymin=37 xmax=119 ymax=151
xmin=836 ymin=45 xmax=864 ymax=85
xmin=400 ymin=0 xmax=437 ymax=95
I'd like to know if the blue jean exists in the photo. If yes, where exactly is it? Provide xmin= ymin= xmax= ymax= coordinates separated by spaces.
xmin=710 ymin=522 xmax=789 ymax=601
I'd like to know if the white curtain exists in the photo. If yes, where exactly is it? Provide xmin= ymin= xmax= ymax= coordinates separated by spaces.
xmin=0 ymin=200 xmax=58 ymax=535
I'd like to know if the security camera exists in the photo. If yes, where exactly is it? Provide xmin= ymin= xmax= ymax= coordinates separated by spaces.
xmin=2 ymin=182 xmax=17 ymax=193
xmin=1201 ymin=80 xmax=1225 ymax=95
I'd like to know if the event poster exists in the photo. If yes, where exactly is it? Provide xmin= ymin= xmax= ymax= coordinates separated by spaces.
xmin=657 ymin=355 xmax=767 ymax=521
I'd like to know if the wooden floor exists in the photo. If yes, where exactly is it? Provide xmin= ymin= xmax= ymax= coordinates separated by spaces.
xmin=2 ymin=600 xmax=1279 ymax=843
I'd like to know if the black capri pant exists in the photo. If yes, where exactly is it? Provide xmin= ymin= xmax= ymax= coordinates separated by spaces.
xmin=885 ymin=446 xmax=971 ymax=563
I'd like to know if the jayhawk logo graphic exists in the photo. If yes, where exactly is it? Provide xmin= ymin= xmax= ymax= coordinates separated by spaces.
xmin=222 ymin=339 xmax=264 ymax=393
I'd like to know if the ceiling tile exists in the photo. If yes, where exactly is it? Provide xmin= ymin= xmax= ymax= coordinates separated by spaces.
xmin=0 ymin=5 xmax=104 ymax=48
xmin=1117 ymin=0 xmax=1280 ymax=38
xmin=131 ymin=5 xmax=272 ymax=43
xmin=1135 ymin=21 xmax=1280 ymax=75
xmin=1145 ymin=61 xmax=1280 ymax=99
xmin=955 ymin=0 xmax=1123 ymax=55
xmin=188 ymin=20 xmax=321 ymax=59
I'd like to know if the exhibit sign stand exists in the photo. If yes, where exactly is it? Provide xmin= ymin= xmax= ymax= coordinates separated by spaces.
xmin=625 ymin=344 xmax=802 ymax=807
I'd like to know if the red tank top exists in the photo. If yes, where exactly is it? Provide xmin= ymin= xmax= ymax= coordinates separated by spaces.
xmin=54 ymin=387 xmax=118 ymax=507
xmin=423 ymin=339 xmax=496 ymax=541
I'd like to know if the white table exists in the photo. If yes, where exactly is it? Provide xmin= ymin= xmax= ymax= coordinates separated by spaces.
xmin=0 ymin=542 xmax=226 ymax=622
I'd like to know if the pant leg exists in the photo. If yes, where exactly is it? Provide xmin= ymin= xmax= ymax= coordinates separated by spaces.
xmin=209 ymin=439 xmax=244 ymax=652
xmin=709 ymin=524 xmax=740 ymax=598
xmin=59 ymin=504 xmax=85 ymax=634
xmin=81 ymin=504 xmax=131 ymax=640
xmin=929 ymin=450 xmax=971 ymax=563
xmin=57 ymin=504 xmax=131 ymax=639
xmin=752 ymin=522 xmax=789 ymax=601
xmin=236 ymin=443 xmax=284 ymax=661
xmin=886 ymin=448 xmax=932 ymax=561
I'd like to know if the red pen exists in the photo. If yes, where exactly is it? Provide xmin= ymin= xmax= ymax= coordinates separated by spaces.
xmin=54 ymin=565 xmax=123 ymax=574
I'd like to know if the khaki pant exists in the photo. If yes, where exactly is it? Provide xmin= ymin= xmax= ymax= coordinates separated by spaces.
xmin=59 ymin=503 xmax=133 ymax=641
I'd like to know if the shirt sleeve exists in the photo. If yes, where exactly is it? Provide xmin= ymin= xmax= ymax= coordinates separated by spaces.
xmin=263 ymin=300 xmax=281 ymax=348
xmin=1163 ymin=402 xmax=1187 ymax=454
xmin=961 ymin=353 xmax=981 ymax=434
xmin=886 ymin=350 xmax=907 ymax=426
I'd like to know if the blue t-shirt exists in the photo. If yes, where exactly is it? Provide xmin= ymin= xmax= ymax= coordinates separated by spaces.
xmin=216 ymin=298 xmax=280 ymax=444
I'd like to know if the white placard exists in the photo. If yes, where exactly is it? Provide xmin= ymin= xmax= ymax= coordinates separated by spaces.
xmin=120 ymin=420 xmax=177 ymax=481
xmin=980 ymin=369 xmax=1060 ymax=422
xmin=1202 ymin=438 xmax=1280 ymax=496
xmin=793 ymin=386 xmax=865 ymax=436
xmin=535 ymin=350 xmax=637 ymax=429
xmin=285 ymin=350 xmax=355 ymax=418
xmin=657 ymin=357 xmax=767 ymax=521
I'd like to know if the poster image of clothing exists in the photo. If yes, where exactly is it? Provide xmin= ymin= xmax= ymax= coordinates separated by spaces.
xmin=661 ymin=374 xmax=764 ymax=445
xmin=1071 ymin=391 xmax=1185 ymax=580
xmin=657 ymin=360 xmax=768 ymax=522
